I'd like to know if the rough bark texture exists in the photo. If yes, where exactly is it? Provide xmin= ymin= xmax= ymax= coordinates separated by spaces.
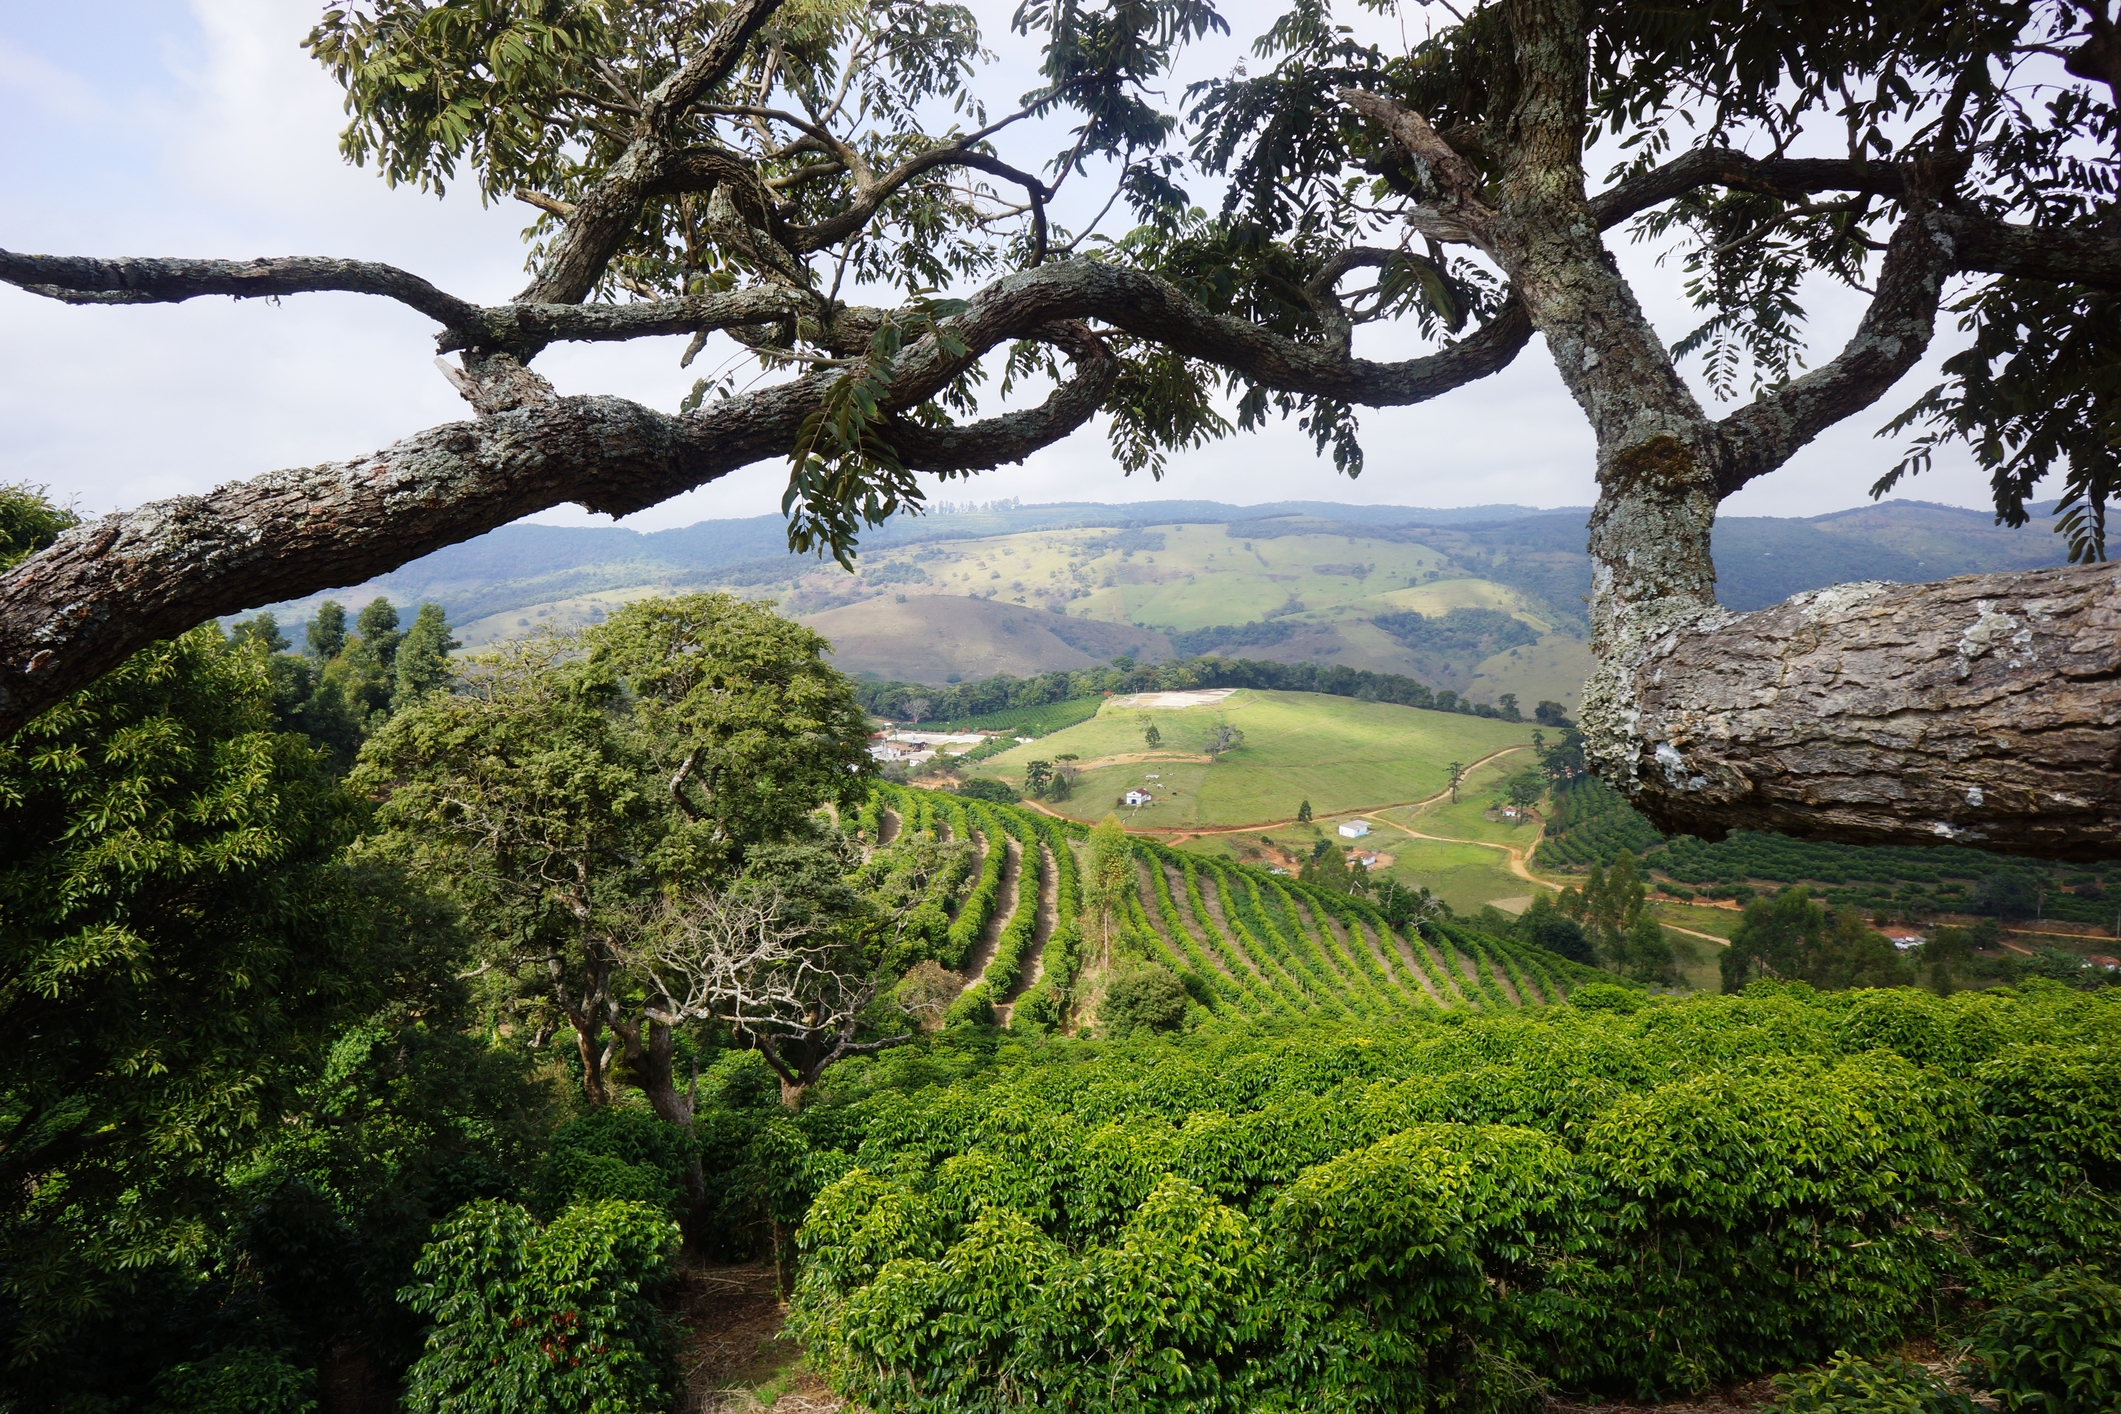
xmin=1618 ymin=565 xmax=2121 ymax=860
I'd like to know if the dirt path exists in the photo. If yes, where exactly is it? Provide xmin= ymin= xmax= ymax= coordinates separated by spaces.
xmin=669 ymin=1260 xmax=837 ymax=1414
xmin=993 ymin=843 xmax=1056 ymax=1027
xmin=1196 ymin=869 xmax=1281 ymax=990
xmin=876 ymin=806 xmax=900 ymax=847
xmin=956 ymin=835 xmax=1021 ymax=991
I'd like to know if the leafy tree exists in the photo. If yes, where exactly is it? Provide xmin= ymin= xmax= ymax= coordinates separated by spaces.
xmin=1497 ymin=692 xmax=1522 ymax=723
xmin=230 ymin=610 xmax=291 ymax=653
xmin=1203 ymin=721 xmax=1244 ymax=760
xmin=1099 ymin=962 xmax=1189 ymax=1037
xmin=1621 ymin=912 xmax=1677 ymax=986
xmin=1299 ymin=842 xmax=1357 ymax=895
xmin=355 ymin=634 xmax=659 ymax=1108
xmin=0 ymin=622 xmax=455 ymax=1386
xmin=584 ymin=594 xmax=874 ymax=878
xmin=1517 ymin=892 xmax=1594 ymax=965
xmin=1086 ymin=814 xmax=1135 ymax=967
xmin=359 ymin=597 xmax=882 ymax=1150
xmin=1534 ymin=701 xmax=1572 ymax=729
xmin=1505 ymin=771 xmax=1545 ymax=809
xmin=305 ymin=601 xmax=347 ymax=661
xmin=956 ymin=776 xmax=1021 ymax=804
xmin=1297 ymin=799 xmax=1313 ymax=823
xmin=1142 ymin=718 xmax=1162 ymax=748
xmin=1722 ymin=888 xmax=1913 ymax=992
xmin=0 ymin=481 xmax=76 ymax=570
xmin=392 ymin=601 xmax=461 ymax=707
xmin=1446 ymin=761 xmax=1465 ymax=804
xmin=349 ymin=597 xmax=402 ymax=677
xmin=1024 ymin=759 xmax=1054 ymax=798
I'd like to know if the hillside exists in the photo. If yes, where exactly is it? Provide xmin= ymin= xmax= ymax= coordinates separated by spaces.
xmin=958 ymin=688 xmax=1534 ymax=831
xmin=254 ymin=496 xmax=2079 ymax=712
xmin=859 ymin=782 xmax=1620 ymax=1031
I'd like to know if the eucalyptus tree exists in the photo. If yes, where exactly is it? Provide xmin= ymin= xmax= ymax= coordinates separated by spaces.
xmin=11 ymin=0 xmax=2121 ymax=855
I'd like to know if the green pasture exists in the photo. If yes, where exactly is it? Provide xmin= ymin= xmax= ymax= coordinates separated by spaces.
xmin=963 ymin=689 xmax=1535 ymax=827
xmin=1364 ymin=832 xmax=1534 ymax=914
xmin=1376 ymin=750 xmax=1543 ymax=846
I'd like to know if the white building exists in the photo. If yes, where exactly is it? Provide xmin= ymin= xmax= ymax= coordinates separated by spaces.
xmin=1122 ymin=789 xmax=1154 ymax=807
xmin=1337 ymin=820 xmax=1371 ymax=838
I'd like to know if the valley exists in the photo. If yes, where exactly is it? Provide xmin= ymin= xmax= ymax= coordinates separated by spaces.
xmin=263 ymin=496 xmax=2082 ymax=721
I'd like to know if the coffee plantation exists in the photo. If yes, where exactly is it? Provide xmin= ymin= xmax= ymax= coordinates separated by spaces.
xmin=774 ymin=982 xmax=2118 ymax=1412
xmin=857 ymin=784 xmax=1618 ymax=1025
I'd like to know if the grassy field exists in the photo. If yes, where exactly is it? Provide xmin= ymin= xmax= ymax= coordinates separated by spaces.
xmin=960 ymin=689 xmax=1536 ymax=828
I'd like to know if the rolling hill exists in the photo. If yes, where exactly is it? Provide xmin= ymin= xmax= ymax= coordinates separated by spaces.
xmin=249 ymin=495 xmax=2081 ymax=713
xmin=957 ymin=688 xmax=1535 ymax=831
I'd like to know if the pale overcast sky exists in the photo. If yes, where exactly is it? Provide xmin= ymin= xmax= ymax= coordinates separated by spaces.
xmin=3 ymin=0 xmax=2013 ymax=533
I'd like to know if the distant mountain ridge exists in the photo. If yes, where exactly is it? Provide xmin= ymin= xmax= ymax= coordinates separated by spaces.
xmin=258 ymin=499 xmax=1588 ymax=625
xmin=261 ymin=494 xmax=2073 ymax=629
xmin=247 ymin=497 xmax=2080 ymax=701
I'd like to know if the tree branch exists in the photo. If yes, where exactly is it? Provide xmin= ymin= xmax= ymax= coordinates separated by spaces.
xmin=0 ymin=250 xmax=481 ymax=327
xmin=1612 ymin=564 xmax=2121 ymax=859
xmin=0 ymin=253 xmax=1531 ymax=733
xmin=518 ymin=0 xmax=788 ymax=308
xmin=881 ymin=323 xmax=1115 ymax=471
xmin=1952 ymin=210 xmax=2121 ymax=288
xmin=1712 ymin=208 xmax=1958 ymax=496
xmin=1586 ymin=149 xmax=1966 ymax=230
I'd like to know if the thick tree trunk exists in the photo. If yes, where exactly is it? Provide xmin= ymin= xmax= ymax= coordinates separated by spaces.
xmin=1605 ymin=564 xmax=2121 ymax=860
xmin=612 ymin=1014 xmax=710 ymax=1221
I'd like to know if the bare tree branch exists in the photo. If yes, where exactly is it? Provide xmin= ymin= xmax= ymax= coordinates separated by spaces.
xmin=0 ymin=250 xmax=482 ymax=327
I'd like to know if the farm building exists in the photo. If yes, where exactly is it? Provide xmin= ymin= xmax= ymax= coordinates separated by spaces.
xmin=1337 ymin=820 xmax=1371 ymax=838
xmin=1121 ymin=789 xmax=1154 ymax=807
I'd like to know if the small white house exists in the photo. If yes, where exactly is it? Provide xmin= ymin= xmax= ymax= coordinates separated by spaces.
xmin=1337 ymin=820 xmax=1371 ymax=839
xmin=1122 ymin=789 xmax=1154 ymax=807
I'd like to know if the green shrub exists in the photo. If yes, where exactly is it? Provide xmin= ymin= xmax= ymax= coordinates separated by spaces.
xmin=147 ymin=1348 xmax=318 ymax=1414
xmin=789 ymin=988 xmax=2121 ymax=1410
xmin=401 ymin=1200 xmax=678 ymax=1414
xmin=1966 ymin=1045 xmax=2121 ymax=1273
xmin=1101 ymin=962 xmax=1191 ymax=1037
xmin=1972 ymin=1267 xmax=2121 ymax=1414
xmin=530 ymin=1108 xmax=694 ymax=1219
xmin=1565 ymin=982 xmax=1643 ymax=1013
xmin=1769 ymin=1352 xmax=1979 ymax=1414
xmin=1544 ymin=1053 xmax=1970 ymax=1391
